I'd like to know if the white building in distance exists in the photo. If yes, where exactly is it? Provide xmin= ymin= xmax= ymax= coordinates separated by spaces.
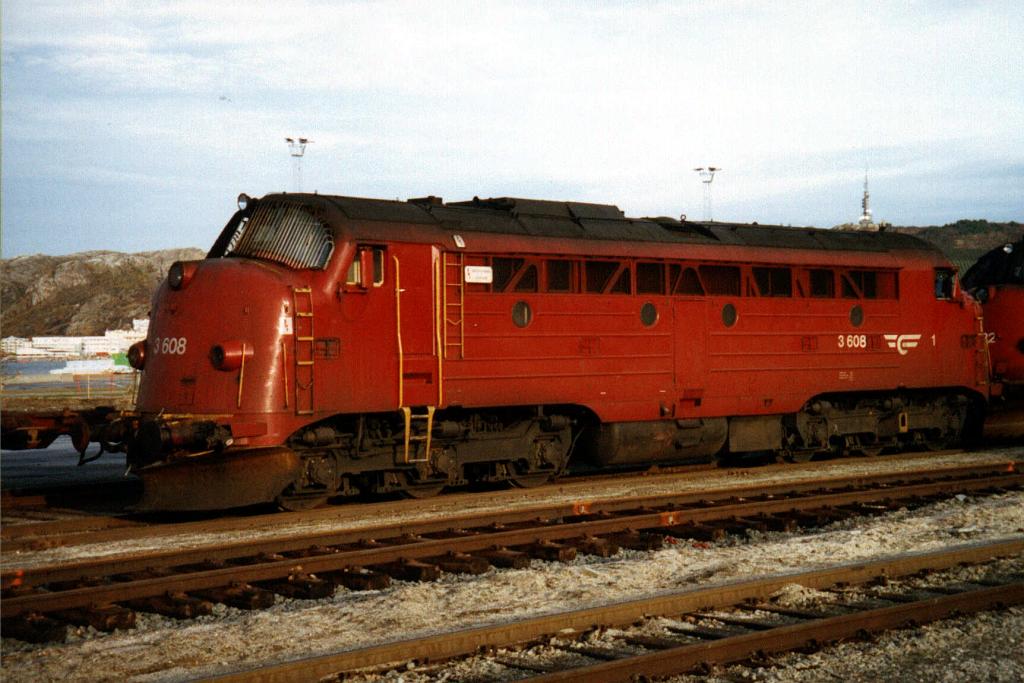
xmin=1 ymin=319 xmax=149 ymax=358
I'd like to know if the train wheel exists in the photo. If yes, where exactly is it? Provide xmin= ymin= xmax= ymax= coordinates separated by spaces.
xmin=276 ymin=492 xmax=330 ymax=511
xmin=402 ymin=482 xmax=446 ymax=498
xmin=510 ymin=472 xmax=552 ymax=488
xmin=401 ymin=471 xmax=447 ymax=498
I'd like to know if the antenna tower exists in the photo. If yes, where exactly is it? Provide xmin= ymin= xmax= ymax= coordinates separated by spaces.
xmin=693 ymin=166 xmax=721 ymax=221
xmin=285 ymin=137 xmax=312 ymax=192
xmin=858 ymin=169 xmax=875 ymax=229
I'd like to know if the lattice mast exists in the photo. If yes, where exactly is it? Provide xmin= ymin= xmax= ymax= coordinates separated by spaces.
xmin=858 ymin=170 xmax=874 ymax=229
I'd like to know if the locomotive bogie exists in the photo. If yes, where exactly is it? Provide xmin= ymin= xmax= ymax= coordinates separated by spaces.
xmin=265 ymin=407 xmax=575 ymax=509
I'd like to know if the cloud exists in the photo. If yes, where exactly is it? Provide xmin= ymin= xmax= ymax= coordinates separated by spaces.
xmin=2 ymin=1 xmax=1022 ymax=256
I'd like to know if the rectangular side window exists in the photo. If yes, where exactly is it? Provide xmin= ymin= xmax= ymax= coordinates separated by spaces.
xmin=345 ymin=245 xmax=385 ymax=285
xmin=699 ymin=265 xmax=741 ymax=296
xmin=545 ymin=260 xmax=574 ymax=292
xmin=585 ymin=261 xmax=619 ymax=293
xmin=810 ymin=269 xmax=834 ymax=298
xmin=608 ymin=266 xmax=631 ymax=294
xmin=514 ymin=264 xmax=539 ymax=292
xmin=672 ymin=266 xmax=705 ymax=295
xmin=841 ymin=273 xmax=860 ymax=298
xmin=492 ymin=257 xmax=524 ymax=292
xmin=752 ymin=267 xmax=792 ymax=297
xmin=637 ymin=262 xmax=665 ymax=294
xmin=372 ymin=248 xmax=385 ymax=286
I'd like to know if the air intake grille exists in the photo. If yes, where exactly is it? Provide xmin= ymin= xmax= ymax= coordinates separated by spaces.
xmin=226 ymin=201 xmax=334 ymax=269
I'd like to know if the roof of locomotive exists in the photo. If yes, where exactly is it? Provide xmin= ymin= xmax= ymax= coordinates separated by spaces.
xmin=262 ymin=192 xmax=941 ymax=256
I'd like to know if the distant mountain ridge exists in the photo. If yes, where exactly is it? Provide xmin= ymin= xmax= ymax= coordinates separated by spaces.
xmin=1 ymin=249 xmax=205 ymax=338
xmin=1 ymin=220 xmax=1021 ymax=339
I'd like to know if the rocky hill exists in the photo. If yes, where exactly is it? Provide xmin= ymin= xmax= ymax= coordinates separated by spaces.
xmin=891 ymin=220 xmax=1023 ymax=272
xmin=1 ymin=249 xmax=205 ymax=337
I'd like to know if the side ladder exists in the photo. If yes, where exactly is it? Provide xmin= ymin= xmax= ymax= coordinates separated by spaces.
xmin=292 ymin=286 xmax=315 ymax=415
xmin=442 ymin=252 xmax=465 ymax=360
xmin=401 ymin=405 xmax=435 ymax=463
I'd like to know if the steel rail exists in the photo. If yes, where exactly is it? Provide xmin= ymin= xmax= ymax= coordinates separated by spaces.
xmin=3 ymin=470 xmax=1021 ymax=617
xmin=4 ymin=458 xmax=1016 ymax=560
xmin=1 ymin=514 xmax=143 ymax=540
xmin=530 ymin=582 xmax=1024 ymax=682
xmin=199 ymin=538 xmax=1024 ymax=683
xmin=0 ymin=455 xmax=991 ymax=550
xmin=8 ymin=465 xmax=1021 ymax=588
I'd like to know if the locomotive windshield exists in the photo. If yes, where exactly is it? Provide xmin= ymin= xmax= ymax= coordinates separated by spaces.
xmin=221 ymin=200 xmax=334 ymax=269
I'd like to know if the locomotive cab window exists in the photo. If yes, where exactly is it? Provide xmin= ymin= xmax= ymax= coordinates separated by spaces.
xmin=346 ymin=246 xmax=385 ymax=287
xmin=934 ymin=268 xmax=955 ymax=300
xmin=222 ymin=200 xmax=334 ymax=269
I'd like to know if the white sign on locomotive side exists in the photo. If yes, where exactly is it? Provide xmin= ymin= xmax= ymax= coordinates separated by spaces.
xmin=464 ymin=265 xmax=493 ymax=284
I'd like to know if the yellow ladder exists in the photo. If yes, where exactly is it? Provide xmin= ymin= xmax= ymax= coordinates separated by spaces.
xmin=442 ymin=252 xmax=465 ymax=359
xmin=401 ymin=405 xmax=435 ymax=463
xmin=292 ymin=286 xmax=315 ymax=415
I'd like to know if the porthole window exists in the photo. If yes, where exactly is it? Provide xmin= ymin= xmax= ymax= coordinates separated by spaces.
xmin=512 ymin=301 xmax=533 ymax=328
xmin=722 ymin=303 xmax=738 ymax=327
xmin=640 ymin=302 xmax=658 ymax=327
xmin=850 ymin=304 xmax=864 ymax=327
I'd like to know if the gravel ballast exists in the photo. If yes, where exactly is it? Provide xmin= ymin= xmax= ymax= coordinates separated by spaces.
xmin=2 ymin=446 xmax=1022 ymax=682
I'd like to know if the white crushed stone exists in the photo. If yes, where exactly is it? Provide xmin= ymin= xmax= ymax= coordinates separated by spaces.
xmin=5 ymin=446 xmax=1021 ymax=570
xmin=2 ymin=472 xmax=1022 ymax=681
xmin=665 ymin=607 xmax=1024 ymax=683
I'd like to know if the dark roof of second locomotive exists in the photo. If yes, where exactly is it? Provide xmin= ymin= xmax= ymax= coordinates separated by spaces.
xmin=278 ymin=192 xmax=940 ymax=256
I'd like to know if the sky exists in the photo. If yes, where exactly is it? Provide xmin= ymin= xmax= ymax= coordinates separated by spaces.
xmin=2 ymin=1 xmax=1022 ymax=257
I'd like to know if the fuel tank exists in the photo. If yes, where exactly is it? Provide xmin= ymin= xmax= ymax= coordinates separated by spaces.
xmin=581 ymin=418 xmax=727 ymax=466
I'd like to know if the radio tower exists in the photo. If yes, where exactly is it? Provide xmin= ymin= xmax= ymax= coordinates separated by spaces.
xmin=694 ymin=166 xmax=721 ymax=221
xmin=285 ymin=137 xmax=312 ymax=192
xmin=858 ymin=169 xmax=875 ymax=230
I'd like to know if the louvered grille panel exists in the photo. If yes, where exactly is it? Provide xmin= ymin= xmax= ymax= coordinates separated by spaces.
xmin=226 ymin=201 xmax=334 ymax=269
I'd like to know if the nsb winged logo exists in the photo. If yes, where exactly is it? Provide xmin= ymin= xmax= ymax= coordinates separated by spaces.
xmin=884 ymin=334 xmax=922 ymax=355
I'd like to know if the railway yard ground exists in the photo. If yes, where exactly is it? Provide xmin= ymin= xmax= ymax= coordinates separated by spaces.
xmin=1 ymin=444 xmax=1022 ymax=682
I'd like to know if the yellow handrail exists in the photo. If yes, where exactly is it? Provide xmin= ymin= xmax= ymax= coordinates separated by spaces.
xmin=394 ymin=254 xmax=404 ymax=408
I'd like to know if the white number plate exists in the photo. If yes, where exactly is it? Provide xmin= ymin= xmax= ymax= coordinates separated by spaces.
xmin=837 ymin=334 xmax=867 ymax=349
xmin=151 ymin=336 xmax=188 ymax=355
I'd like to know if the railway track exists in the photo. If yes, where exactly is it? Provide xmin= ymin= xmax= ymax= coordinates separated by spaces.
xmin=0 ymin=452 xmax=1000 ymax=552
xmin=202 ymin=538 xmax=1024 ymax=682
xmin=0 ymin=449 xmax=977 ymax=550
xmin=1 ymin=461 xmax=1020 ymax=642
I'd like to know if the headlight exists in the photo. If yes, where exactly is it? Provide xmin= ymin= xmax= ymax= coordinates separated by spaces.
xmin=210 ymin=340 xmax=253 ymax=371
xmin=128 ymin=340 xmax=146 ymax=370
xmin=168 ymin=261 xmax=198 ymax=290
xmin=238 ymin=193 xmax=251 ymax=210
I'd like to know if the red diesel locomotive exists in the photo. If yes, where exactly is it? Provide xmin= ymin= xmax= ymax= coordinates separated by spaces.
xmin=100 ymin=192 xmax=992 ymax=510
xmin=962 ymin=238 xmax=1024 ymax=439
